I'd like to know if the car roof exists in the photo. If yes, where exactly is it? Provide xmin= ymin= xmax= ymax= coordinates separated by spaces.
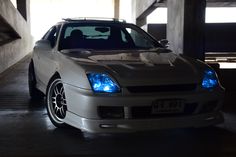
xmin=57 ymin=17 xmax=127 ymax=25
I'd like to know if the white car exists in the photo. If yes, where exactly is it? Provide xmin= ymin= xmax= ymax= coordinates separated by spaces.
xmin=28 ymin=18 xmax=224 ymax=133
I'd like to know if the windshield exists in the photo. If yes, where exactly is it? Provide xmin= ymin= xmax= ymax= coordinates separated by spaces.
xmin=58 ymin=22 xmax=162 ymax=51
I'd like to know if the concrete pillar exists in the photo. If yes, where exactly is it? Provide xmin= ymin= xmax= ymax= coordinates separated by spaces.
xmin=26 ymin=0 xmax=30 ymax=24
xmin=131 ymin=0 xmax=137 ymax=23
xmin=114 ymin=0 xmax=120 ymax=19
xmin=167 ymin=0 xmax=206 ymax=60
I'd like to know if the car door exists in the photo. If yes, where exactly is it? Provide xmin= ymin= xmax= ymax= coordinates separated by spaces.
xmin=33 ymin=25 xmax=61 ymax=88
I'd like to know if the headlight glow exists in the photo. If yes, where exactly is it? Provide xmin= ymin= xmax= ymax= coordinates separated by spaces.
xmin=87 ymin=73 xmax=120 ymax=93
xmin=202 ymin=69 xmax=218 ymax=89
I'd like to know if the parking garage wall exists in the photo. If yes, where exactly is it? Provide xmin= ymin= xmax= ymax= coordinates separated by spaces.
xmin=0 ymin=0 xmax=32 ymax=74
xmin=147 ymin=23 xmax=236 ymax=52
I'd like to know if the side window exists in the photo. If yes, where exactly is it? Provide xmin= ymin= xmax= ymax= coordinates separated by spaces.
xmin=125 ymin=28 xmax=154 ymax=49
xmin=42 ymin=26 xmax=61 ymax=48
xmin=120 ymin=29 xmax=135 ymax=47
xmin=121 ymin=31 xmax=128 ymax=43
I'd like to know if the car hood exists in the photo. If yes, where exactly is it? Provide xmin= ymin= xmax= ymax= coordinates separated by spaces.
xmin=61 ymin=49 xmax=201 ymax=86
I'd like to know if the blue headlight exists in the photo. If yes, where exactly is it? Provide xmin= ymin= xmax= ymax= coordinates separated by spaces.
xmin=87 ymin=73 xmax=120 ymax=93
xmin=202 ymin=69 xmax=218 ymax=89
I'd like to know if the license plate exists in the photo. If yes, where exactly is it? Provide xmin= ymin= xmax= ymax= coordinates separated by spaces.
xmin=152 ymin=99 xmax=184 ymax=114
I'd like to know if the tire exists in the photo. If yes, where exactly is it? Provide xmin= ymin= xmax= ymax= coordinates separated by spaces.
xmin=28 ymin=61 xmax=44 ymax=100
xmin=46 ymin=78 xmax=67 ymax=128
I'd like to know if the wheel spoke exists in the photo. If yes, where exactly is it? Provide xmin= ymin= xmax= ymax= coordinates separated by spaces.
xmin=63 ymin=106 xmax=67 ymax=115
xmin=60 ymin=108 xmax=64 ymax=117
xmin=54 ymin=106 xmax=59 ymax=114
xmin=63 ymin=99 xmax=67 ymax=104
xmin=54 ymin=86 xmax=60 ymax=95
xmin=60 ymin=86 xmax=64 ymax=95
xmin=60 ymin=101 xmax=65 ymax=106
xmin=52 ymin=96 xmax=57 ymax=104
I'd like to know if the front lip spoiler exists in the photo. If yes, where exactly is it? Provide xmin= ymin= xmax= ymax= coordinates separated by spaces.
xmin=64 ymin=111 xmax=224 ymax=133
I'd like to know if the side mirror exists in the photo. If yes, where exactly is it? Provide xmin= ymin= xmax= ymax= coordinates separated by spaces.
xmin=159 ymin=39 xmax=169 ymax=48
xmin=34 ymin=40 xmax=52 ymax=51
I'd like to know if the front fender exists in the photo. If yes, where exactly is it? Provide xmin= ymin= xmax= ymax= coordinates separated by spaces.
xmin=57 ymin=53 xmax=92 ymax=90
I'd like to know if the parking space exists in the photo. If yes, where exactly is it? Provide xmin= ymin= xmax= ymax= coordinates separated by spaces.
xmin=0 ymin=56 xmax=236 ymax=157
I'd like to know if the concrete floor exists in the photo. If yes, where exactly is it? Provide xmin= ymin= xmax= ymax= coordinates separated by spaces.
xmin=0 ymin=56 xmax=236 ymax=157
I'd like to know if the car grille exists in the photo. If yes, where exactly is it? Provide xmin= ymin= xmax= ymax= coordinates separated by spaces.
xmin=131 ymin=103 xmax=198 ymax=119
xmin=126 ymin=84 xmax=197 ymax=93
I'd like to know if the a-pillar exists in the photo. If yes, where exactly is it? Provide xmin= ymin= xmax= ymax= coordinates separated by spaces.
xmin=167 ymin=0 xmax=206 ymax=60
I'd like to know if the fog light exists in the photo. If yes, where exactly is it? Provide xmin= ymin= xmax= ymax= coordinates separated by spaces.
xmin=200 ymin=101 xmax=218 ymax=113
xmin=98 ymin=106 xmax=124 ymax=119
xmin=205 ymin=117 xmax=215 ymax=121
xmin=100 ymin=124 xmax=117 ymax=128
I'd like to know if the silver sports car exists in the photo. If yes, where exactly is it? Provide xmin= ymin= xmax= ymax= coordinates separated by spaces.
xmin=29 ymin=18 xmax=224 ymax=133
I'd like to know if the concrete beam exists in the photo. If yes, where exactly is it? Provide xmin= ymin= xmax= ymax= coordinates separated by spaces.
xmin=136 ymin=0 xmax=158 ymax=18
xmin=153 ymin=0 xmax=236 ymax=7
xmin=136 ymin=17 xmax=147 ymax=27
xmin=207 ymin=0 xmax=236 ymax=6
xmin=0 ymin=0 xmax=32 ymax=73
xmin=167 ymin=0 xmax=206 ymax=60
xmin=17 ymin=0 xmax=27 ymax=20
xmin=0 ymin=0 xmax=28 ymax=37
xmin=0 ymin=15 xmax=20 ymax=46
xmin=207 ymin=1 xmax=236 ymax=7
xmin=135 ymin=0 xmax=164 ymax=26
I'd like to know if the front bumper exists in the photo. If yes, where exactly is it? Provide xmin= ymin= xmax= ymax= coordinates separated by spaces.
xmin=65 ymin=111 xmax=223 ymax=133
xmin=63 ymin=83 xmax=224 ymax=133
